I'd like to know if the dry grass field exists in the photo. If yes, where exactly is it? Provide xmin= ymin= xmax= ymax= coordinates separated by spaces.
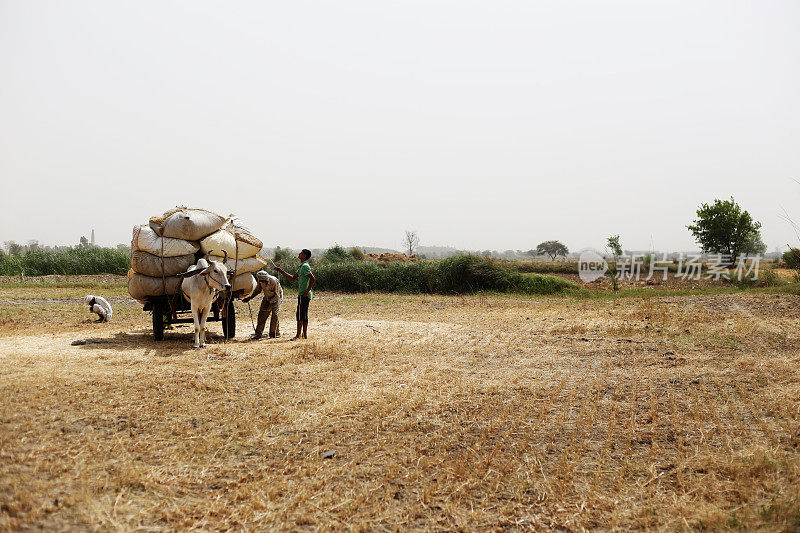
xmin=2 ymin=277 xmax=800 ymax=530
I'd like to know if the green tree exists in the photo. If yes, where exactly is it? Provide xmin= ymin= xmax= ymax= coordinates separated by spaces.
xmin=687 ymin=197 xmax=764 ymax=258
xmin=534 ymin=240 xmax=569 ymax=260
xmin=741 ymin=231 xmax=767 ymax=255
xmin=273 ymin=246 xmax=293 ymax=262
xmin=4 ymin=241 xmax=23 ymax=255
xmin=322 ymin=244 xmax=351 ymax=263
xmin=607 ymin=235 xmax=622 ymax=292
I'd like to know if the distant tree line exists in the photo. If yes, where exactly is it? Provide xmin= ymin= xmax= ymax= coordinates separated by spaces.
xmin=3 ymin=239 xmax=130 ymax=256
xmin=0 ymin=239 xmax=130 ymax=276
xmin=1 ymin=198 xmax=778 ymax=279
xmin=271 ymin=252 xmax=576 ymax=295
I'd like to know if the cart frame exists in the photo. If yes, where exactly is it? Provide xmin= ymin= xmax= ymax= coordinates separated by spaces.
xmin=142 ymin=289 xmax=245 ymax=341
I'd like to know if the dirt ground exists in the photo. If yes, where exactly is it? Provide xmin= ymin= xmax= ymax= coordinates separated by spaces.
xmin=1 ymin=282 xmax=800 ymax=530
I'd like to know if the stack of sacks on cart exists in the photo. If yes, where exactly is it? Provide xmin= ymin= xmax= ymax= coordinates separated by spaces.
xmin=128 ymin=207 xmax=264 ymax=304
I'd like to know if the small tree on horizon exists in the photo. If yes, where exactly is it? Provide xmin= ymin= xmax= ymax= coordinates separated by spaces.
xmin=534 ymin=240 xmax=569 ymax=260
xmin=4 ymin=241 xmax=23 ymax=255
xmin=403 ymin=230 xmax=420 ymax=256
xmin=607 ymin=235 xmax=623 ymax=292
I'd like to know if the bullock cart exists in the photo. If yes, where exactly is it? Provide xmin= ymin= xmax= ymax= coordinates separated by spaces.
xmin=141 ymin=287 xmax=241 ymax=341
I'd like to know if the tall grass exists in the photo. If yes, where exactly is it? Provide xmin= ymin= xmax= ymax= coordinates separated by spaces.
xmin=508 ymin=259 xmax=579 ymax=274
xmin=274 ymin=254 xmax=576 ymax=295
xmin=508 ymin=258 xmax=681 ymax=275
xmin=0 ymin=247 xmax=130 ymax=276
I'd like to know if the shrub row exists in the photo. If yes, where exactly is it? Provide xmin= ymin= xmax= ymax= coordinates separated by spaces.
xmin=509 ymin=259 xmax=579 ymax=274
xmin=276 ymin=254 xmax=576 ymax=295
xmin=0 ymin=248 xmax=130 ymax=276
xmin=0 ymin=249 xmax=577 ymax=296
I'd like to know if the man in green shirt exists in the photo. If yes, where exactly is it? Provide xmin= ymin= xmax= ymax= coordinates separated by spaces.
xmin=275 ymin=249 xmax=316 ymax=340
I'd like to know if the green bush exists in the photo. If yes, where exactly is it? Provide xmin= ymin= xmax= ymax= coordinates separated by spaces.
xmin=0 ymin=247 xmax=130 ymax=276
xmin=435 ymin=255 xmax=513 ymax=293
xmin=732 ymin=267 xmax=784 ymax=288
xmin=783 ymin=249 xmax=800 ymax=270
xmin=349 ymin=247 xmax=366 ymax=261
xmin=321 ymin=244 xmax=352 ymax=263
xmin=509 ymin=260 xmax=579 ymax=274
xmin=756 ymin=269 xmax=782 ymax=287
xmin=305 ymin=254 xmax=576 ymax=295
xmin=513 ymin=272 xmax=577 ymax=294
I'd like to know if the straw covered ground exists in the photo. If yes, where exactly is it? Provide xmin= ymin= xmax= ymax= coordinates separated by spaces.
xmin=1 ymin=278 xmax=800 ymax=530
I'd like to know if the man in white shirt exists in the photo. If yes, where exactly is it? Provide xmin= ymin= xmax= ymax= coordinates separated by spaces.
xmin=243 ymin=271 xmax=283 ymax=339
xmin=85 ymin=295 xmax=113 ymax=322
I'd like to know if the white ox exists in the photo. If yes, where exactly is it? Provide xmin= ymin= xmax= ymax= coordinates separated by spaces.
xmin=178 ymin=252 xmax=232 ymax=348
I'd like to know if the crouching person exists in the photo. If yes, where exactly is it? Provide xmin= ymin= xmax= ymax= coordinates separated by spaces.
xmin=243 ymin=271 xmax=283 ymax=339
xmin=85 ymin=295 xmax=112 ymax=322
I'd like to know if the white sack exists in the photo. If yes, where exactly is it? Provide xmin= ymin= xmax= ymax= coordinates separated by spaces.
xmin=200 ymin=229 xmax=262 ymax=259
xmin=131 ymin=251 xmax=196 ymax=277
xmin=207 ymin=254 xmax=267 ymax=275
xmin=232 ymin=273 xmax=257 ymax=297
xmin=150 ymin=207 xmax=226 ymax=241
xmin=131 ymin=226 xmax=199 ymax=257
xmin=225 ymin=216 xmax=255 ymax=236
xmin=128 ymin=273 xmax=183 ymax=302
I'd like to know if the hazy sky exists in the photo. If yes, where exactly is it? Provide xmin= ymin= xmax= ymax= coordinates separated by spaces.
xmin=1 ymin=1 xmax=798 ymax=253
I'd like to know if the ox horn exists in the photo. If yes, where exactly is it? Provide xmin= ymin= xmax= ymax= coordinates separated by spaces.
xmin=179 ymin=268 xmax=203 ymax=278
xmin=222 ymin=250 xmax=228 ymax=264
xmin=203 ymin=250 xmax=213 ymax=262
